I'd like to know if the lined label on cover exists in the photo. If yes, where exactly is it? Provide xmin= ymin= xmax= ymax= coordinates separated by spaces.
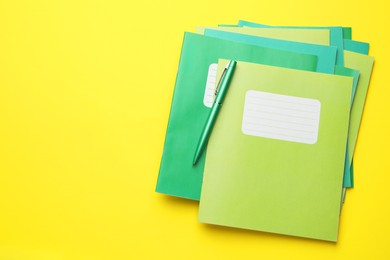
xmin=242 ymin=90 xmax=321 ymax=144
xmin=203 ymin=63 xmax=218 ymax=107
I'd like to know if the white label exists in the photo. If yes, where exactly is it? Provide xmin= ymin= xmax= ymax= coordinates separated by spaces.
xmin=203 ymin=63 xmax=218 ymax=108
xmin=242 ymin=90 xmax=321 ymax=144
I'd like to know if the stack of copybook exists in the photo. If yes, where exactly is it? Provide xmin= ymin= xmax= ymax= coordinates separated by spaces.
xmin=156 ymin=20 xmax=375 ymax=242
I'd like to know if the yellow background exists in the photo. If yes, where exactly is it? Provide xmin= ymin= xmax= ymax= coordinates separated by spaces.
xmin=0 ymin=0 xmax=389 ymax=259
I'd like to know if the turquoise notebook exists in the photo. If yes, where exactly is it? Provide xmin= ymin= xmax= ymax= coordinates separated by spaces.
xmin=204 ymin=29 xmax=337 ymax=73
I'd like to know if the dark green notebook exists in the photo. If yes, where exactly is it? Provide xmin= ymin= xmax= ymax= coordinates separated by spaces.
xmin=156 ymin=32 xmax=318 ymax=200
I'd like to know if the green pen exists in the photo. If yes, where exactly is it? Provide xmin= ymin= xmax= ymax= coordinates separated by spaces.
xmin=193 ymin=60 xmax=237 ymax=166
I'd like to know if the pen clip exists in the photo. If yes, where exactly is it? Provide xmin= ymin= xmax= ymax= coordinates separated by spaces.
xmin=214 ymin=61 xmax=231 ymax=96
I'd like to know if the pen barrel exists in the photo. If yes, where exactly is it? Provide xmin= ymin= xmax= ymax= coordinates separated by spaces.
xmin=201 ymin=104 xmax=222 ymax=144
xmin=193 ymin=104 xmax=221 ymax=165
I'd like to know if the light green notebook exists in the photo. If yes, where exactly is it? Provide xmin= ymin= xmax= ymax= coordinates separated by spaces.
xmin=199 ymin=60 xmax=353 ymax=242
xmin=156 ymin=33 xmax=318 ymax=200
xmin=345 ymin=51 xmax=375 ymax=163
xmin=236 ymin=21 xmax=344 ymax=65
xmin=218 ymin=23 xmax=352 ymax=40
xmin=196 ymin=26 xmax=330 ymax=45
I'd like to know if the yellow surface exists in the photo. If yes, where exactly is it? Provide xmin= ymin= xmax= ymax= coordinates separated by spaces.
xmin=0 ymin=0 xmax=389 ymax=259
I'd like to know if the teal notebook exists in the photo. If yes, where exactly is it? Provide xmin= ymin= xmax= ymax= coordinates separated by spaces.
xmin=344 ymin=39 xmax=369 ymax=55
xmin=156 ymin=32 xmax=318 ymax=200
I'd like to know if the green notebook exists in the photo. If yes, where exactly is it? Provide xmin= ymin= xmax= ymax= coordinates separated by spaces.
xmin=199 ymin=60 xmax=353 ymax=242
xmin=156 ymin=33 xmax=318 ymax=200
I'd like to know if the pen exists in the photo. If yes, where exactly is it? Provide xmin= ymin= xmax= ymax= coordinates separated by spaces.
xmin=193 ymin=60 xmax=237 ymax=166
